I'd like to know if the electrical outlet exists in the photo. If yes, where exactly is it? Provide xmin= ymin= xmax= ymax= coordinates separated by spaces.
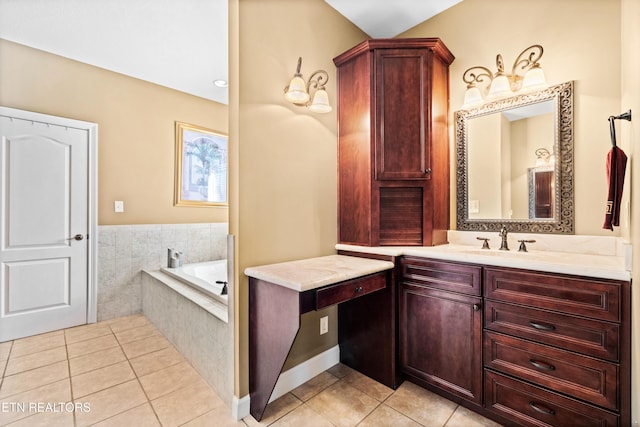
xmin=320 ymin=316 xmax=328 ymax=335
xmin=114 ymin=200 xmax=124 ymax=213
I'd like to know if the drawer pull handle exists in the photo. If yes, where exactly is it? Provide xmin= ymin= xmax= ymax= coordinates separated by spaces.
xmin=472 ymin=303 xmax=481 ymax=311
xmin=529 ymin=401 xmax=555 ymax=416
xmin=529 ymin=321 xmax=556 ymax=332
xmin=355 ymin=286 xmax=363 ymax=293
xmin=529 ymin=359 xmax=556 ymax=371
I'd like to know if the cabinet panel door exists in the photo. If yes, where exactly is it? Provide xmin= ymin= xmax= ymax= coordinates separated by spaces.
xmin=375 ymin=49 xmax=431 ymax=180
xmin=399 ymin=282 xmax=482 ymax=404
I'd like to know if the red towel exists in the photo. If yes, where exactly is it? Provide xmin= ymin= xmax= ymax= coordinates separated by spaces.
xmin=602 ymin=146 xmax=627 ymax=230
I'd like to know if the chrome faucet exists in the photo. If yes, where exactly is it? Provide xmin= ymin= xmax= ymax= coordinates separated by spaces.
xmin=499 ymin=225 xmax=509 ymax=251
xmin=167 ymin=248 xmax=176 ymax=267
xmin=167 ymin=248 xmax=183 ymax=268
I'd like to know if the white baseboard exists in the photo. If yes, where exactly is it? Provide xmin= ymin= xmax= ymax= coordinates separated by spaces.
xmin=232 ymin=394 xmax=250 ymax=421
xmin=270 ymin=344 xmax=340 ymax=403
xmin=232 ymin=345 xmax=340 ymax=420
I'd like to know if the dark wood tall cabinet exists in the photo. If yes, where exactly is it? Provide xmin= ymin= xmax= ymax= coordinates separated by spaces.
xmin=333 ymin=39 xmax=454 ymax=246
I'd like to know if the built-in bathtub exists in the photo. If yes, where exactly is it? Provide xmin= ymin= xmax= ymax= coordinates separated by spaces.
xmin=161 ymin=260 xmax=228 ymax=305
xmin=142 ymin=256 xmax=233 ymax=408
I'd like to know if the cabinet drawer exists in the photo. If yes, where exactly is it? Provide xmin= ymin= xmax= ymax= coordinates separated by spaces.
xmin=401 ymin=257 xmax=482 ymax=296
xmin=484 ymin=267 xmax=622 ymax=322
xmin=485 ymin=300 xmax=620 ymax=362
xmin=485 ymin=370 xmax=619 ymax=427
xmin=484 ymin=331 xmax=619 ymax=410
xmin=316 ymin=272 xmax=386 ymax=310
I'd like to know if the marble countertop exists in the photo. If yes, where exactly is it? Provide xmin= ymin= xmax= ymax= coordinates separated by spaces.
xmin=336 ymin=242 xmax=631 ymax=281
xmin=244 ymin=254 xmax=395 ymax=291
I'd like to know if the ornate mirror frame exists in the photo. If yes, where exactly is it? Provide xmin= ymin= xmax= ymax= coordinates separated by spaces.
xmin=455 ymin=80 xmax=574 ymax=234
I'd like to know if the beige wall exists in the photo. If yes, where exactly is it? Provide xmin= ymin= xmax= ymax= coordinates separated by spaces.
xmin=401 ymin=0 xmax=623 ymax=236
xmin=0 ymin=39 xmax=228 ymax=225
xmin=621 ymin=0 xmax=639 ymax=422
xmin=232 ymin=0 xmax=367 ymax=397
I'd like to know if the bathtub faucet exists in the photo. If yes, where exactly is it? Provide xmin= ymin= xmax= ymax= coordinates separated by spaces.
xmin=167 ymin=248 xmax=176 ymax=267
xmin=216 ymin=281 xmax=228 ymax=295
xmin=167 ymin=248 xmax=183 ymax=268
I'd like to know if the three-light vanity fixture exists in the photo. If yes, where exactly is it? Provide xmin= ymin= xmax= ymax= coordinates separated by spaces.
xmin=284 ymin=57 xmax=332 ymax=113
xmin=462 ymin=44 xmax=547 ymax=109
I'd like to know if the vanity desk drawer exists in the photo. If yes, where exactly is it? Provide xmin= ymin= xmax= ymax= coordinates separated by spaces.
xmin=484 ymin=300 xmax=620 ymax=362
xmin=401 ymin=256 xmax=482 ymax=296
xmin=484 ymin=267 xmax=622 ymax=322
xmin=485 ymin=370 xmax=619 ymax=427
xmin=484 ymin=331 xmax=619 ymax=410
xmin=315 ymin=272 xmax=386 ymax=310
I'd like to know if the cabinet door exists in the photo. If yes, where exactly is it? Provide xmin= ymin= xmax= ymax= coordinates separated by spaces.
xmin=399 ymin=282 xmax=483 ymax=404
xmin=375 ymin=48 xmax=431 ymax=180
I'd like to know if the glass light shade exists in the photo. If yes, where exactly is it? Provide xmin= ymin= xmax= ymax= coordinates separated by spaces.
xmin=462 ymin=86 xmax=483 ymax=109
xmin=308 ymin=88 xmax=332 ymax=113
xmin=521 ymin=66 xmax=547 ymax=91
xmin=487 ymin=74 xmax=511 ymax=99
xmin=285 ymin=76 xmax=309 ymax=103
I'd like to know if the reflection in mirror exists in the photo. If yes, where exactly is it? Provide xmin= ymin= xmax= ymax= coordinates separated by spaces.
xmin=528 ymin=165 xmax=554 ymax=219
xmin=467 ymin=101 xmax=555 ymax=220
xmin=455 ymin=81 xmax=574 ymax=234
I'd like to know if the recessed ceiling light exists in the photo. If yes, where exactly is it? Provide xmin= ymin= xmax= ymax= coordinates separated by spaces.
xmin=213 ymin=79 xmax=228 ymax=88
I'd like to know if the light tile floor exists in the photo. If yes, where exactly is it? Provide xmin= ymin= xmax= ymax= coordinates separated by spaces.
xmin=0 ymin=315 xmax=501 ymax=427
xmin=0 ymin=315 xmax=241 ymax=427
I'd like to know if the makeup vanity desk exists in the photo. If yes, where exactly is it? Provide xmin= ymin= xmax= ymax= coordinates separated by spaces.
xmin=245 ymin=254 xmax=396 ymax=421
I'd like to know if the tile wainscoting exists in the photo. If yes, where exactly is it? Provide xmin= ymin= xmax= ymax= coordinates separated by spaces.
xmin=97 ymin=223 xmax=228 ymax=321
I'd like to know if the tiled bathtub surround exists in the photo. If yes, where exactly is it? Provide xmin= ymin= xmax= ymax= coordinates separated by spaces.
xmin=97 ymin=223 xmax=228 ymax=321
xmin=142 ymin=271 xmax=233 ymax=408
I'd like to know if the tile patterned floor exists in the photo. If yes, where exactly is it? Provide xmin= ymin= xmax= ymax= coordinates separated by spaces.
xmin=0 ymin=315 xmax=241 ymax=427
xmin=246 ymin=364 xmax=502 ymax=427
xmin=0 ymin=315 xmax=501 ymax=426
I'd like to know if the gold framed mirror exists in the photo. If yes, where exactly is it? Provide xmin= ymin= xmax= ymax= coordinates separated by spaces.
xmin=454 ymin=81 xmax=574 ymax=233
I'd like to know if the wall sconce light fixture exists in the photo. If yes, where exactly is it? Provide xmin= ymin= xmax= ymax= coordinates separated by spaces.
xmin=284 ymin=57 xmax=332 ymax=113
xmin=535 ymin=147 xmax=554 ymax=166
xmin=462 ymin=44 xmax=547 ymax=109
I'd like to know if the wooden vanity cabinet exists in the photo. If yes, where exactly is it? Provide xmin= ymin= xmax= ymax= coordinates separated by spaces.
xmin=399 ymin=257 xmax=483 ymax=405
xmin=483 ymin=266 xmax=631 ymax=427
xmin=333 ymin=39 xmax=454 ymax=247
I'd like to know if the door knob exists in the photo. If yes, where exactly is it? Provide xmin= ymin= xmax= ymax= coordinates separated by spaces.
xmin=67 ymin=234 xmax=84 ymax=241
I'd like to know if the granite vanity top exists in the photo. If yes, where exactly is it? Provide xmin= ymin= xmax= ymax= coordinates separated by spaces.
xmin=244 ymin=254 xmax=395 ymax=291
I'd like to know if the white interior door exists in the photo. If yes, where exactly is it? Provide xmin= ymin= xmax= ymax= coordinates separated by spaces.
xmin=0 ymin=108 xmax=97 ymax=342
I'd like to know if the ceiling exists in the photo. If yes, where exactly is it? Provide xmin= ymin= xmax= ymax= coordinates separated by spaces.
xmin=0 ymin=0 xmax=462 ymax=105
xmin=325 ymin=0 xmax=463 ymax=38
